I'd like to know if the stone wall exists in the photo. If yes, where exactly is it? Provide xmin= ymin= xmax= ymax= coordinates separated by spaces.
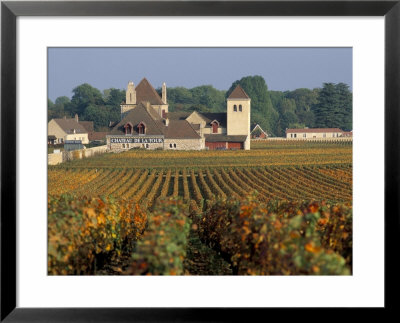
xmin=48 ymin=145 xmax=108 ymax=165
xmin=109 ymin=141 xmax=164 ymax=150
xmin=164 ymin=138 xmax=204 ymax=150
xmin=48 ymin=152 xmax=63 ymax=165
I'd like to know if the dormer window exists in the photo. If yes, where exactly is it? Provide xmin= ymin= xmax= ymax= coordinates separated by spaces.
xmin=210 ymin=120 xmax=219 ymax=134
xmin=137 ymin=121 xmax=146 ymax=135
xmin=124 ymin=122 xmax=133 ymax=135
xmin=233 ymin=105 xmax=237 ymax=112
xmin=239 ymin=105 xmax=242 ymax=112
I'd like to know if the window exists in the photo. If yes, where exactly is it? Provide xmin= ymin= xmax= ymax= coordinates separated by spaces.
xmin=137 ymin=122 xmax=146 ymax=135
xmin=323 ymin=133 xmax=326 ymax=138
xmin=294 ymin=134 xmax=297 ymax=138
xmin=239 ymin=105 xmax=242 ymax=112
xmin=290 ymin=134 xmax=293 ymax=138
xmin=233 ymin=105 xmax=237 ymax=112
xmin=303 ymin=133 xmax=306 ymax=138
xmin=122 ymin=144 xmax=125 ymax=148
xmin=124 ymin=122 xmax=133 ymax=135
xmin=146 ymin=144 xmax=149 ymax=148
xmin=126 ymin=144 xmax=129 ymax=149
xmin=174 ymin=144 xmax=176 ymax=148
xmin=211 ymin=121 xmax=218 ymax=134
xmin=170 ymin=143 xmax=172 ymax=148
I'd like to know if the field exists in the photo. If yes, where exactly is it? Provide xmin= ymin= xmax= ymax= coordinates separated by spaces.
xmin=48 ymin=140 xmax=352 ymax=275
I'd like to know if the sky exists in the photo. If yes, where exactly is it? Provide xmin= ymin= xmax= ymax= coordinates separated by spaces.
xmin=48 ymin=47 xmax=352 ymax=101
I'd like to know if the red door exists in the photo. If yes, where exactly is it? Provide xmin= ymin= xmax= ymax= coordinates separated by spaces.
xmin=227 ymin=142 xmax=243 ymax=149
xmin=205 ymin=142 xmax=226 ymax=150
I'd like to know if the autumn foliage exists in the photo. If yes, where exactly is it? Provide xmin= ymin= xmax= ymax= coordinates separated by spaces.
xmin=128 ymin=198 xmax=191 ymax=275
xmin=48 ymin=194 xmax=146 ymax=274
xmin=192 ymin=195 xmax=352 ymax=275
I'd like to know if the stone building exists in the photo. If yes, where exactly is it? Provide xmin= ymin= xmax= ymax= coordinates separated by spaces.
xmin=107 ymin=78 xmax=251 ymax=150
xmin=286 ymin=128 xmax=345 ymax=139
xmin=168 ymin=83 xmax=251 ymax=150
xmin=48 ymin=114 xmax=90 ymax=144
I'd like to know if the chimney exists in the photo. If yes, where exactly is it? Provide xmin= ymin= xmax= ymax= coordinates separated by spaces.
xmin=162 ymin=82 xmax=167 ymax=104
xmin=75 ymin=113 xmax=79 ymax=122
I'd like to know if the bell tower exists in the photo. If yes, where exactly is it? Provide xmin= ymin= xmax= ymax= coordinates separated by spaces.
xmin=226 ymin=85 xmax=251 ymax=150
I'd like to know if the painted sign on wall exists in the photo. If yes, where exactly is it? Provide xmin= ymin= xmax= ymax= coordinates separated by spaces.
xmin=110 ymin=137 xmax=164 ymax=144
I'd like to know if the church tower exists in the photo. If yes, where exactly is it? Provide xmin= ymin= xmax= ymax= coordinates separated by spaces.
xmin=226 ymin=85 xmax=251 ymax=150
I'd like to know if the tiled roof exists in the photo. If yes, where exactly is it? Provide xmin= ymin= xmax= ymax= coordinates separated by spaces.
xmin=110 ymin=103 xmax=165 ymax=136
xmin=168 ymin=111 xmax=192 ymax=120
xmin=204 ymin=134 xmax=247 ymax=142
xmin=53 ymin=118 xmax=88 ymax=134
xmin=286 ymin=128 xmax=343 ymax=134
xmin=198 ymin=112 xmax=227 ymax=128
xmin=79 ymin=121 xmax=94 ymax=133
xmin=228 ymin=85 xmax=250 ymax=99
xmin=164 ymin=120 xmax=201 ymax=139
xmin=110 ymin=102 xmax=200 ymax=139
xmin=89 ymin=132 xmax=109 ymax=141
xmin=135 ymin=78 xmax=164 ymax=105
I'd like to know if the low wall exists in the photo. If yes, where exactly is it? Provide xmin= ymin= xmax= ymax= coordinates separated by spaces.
xmin=251 ymin=137 xmax=352 ymax=142
xmin=48 ymin=145 xmax=108 ymax=165
xmin=48 ymin=152 xmax=63 ymax=165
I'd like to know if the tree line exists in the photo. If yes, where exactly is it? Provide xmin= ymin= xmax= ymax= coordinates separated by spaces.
xmin=48 ymin=76 xmax=352 ymax=136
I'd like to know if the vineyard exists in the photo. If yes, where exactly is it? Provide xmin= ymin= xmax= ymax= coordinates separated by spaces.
xmin=48 ymin=142 xmax=352 ymax=275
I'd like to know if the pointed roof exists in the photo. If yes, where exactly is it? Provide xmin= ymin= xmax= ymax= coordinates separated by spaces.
xmin=228 ymin=85 xmax=250 ymax=99
xmin=110 ymin=102 xmax=165 ymax=135
xmin=110 ymin=102 xmax=201 ymax=139
xmin=251 ymin=124 xmax=267 ymax=134
xmin=135 ymin=78 xmax=164 ymax=105
xmin=198 ymin=112 xmax=227 ymax=128
xmin=52 ymin=118 xmax=88 ymax=134
xmin=163 ymin=120 xmax=201 ymax=139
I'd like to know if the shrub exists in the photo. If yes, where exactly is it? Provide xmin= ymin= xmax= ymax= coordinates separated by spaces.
xmin=195 ymin=195 xmax=351 ymax=275
xmin=128 ymin=197 xmax=191 ymax=275
xmin=48 ymin=194 xmax=147 ymax=275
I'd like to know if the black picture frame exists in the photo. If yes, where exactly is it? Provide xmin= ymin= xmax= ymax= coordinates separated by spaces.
xmin=1 ymin=0 xmax=399 ymax=321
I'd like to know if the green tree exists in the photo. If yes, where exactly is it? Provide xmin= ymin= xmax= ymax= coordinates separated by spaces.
xmin=83 ymin=105 xmax=113 ymax=131
xmin=190 ymin=85 xmax=226 ymax=112
xmin=48 ymin=98 xmax=54 ymax=109
xmin=104 ymin=88 xmax=125 ymax=107
xmin=312 ymin=83 xmax=352 ymax=130
xmin=336 ymin=83 xmax=352 ymax=130
xmin=48 ymin=96 xmax=72 ymax=120
xmin=227 ymin=75 xmax=279 ymax=136
xmin=70 ymin=83 xmax=104 ymax=117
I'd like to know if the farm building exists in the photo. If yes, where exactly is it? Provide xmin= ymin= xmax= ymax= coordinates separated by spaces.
xmin=48 ymin=114 xmax=91 ymax=144
xmin=251 ymin=124 xmax=268 ymax=139
xmin=286 ymin=128 xmax=347 ymax=139
xmin=107 ymin=78 xmax=251 ymax=150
